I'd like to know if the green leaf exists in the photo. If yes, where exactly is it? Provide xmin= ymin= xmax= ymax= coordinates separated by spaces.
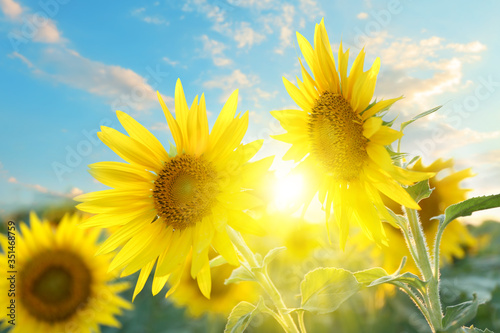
xmin=406 ymin=180 xmax=433 ymax=204
xmin=224 ymin=300 xmax=261 ymax=333
xmin=300 ymin=268 xmax=361 ymax=314
xmin=225 ymin=266 xmax=255 ymax=285
xmin=354 ymin=267 xmax=389 ymax=286
xmin=263 ymin=247 xmax=287 ymax=267
xmin=434 ymin=194 xmax=500 ymax=234
xmin=369 ymin=272 xmax=427 ymax=291
xmin=456 ymin=326 xmax=494 ymax=333
xmin=401 ymin=105 xmax=442 ymax=132
xmin=441 ymin=295 xmax=480 ymax=332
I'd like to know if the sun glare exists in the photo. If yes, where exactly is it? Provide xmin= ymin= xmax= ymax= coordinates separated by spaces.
xmin=274 ymin=173 xmax=305 ymax=211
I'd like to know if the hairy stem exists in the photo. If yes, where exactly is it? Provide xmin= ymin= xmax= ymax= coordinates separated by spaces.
xmin=404 ymin=207 xmax=443 ymax=332
xmin=227 ymin=227 xmax=301 ymax=333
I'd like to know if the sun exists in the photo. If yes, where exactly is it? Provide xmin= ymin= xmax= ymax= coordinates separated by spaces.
xmin=274 ymin=172 xmax=305 ymax=211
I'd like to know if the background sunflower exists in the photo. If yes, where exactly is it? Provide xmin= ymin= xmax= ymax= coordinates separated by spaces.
xmin=0 ymin=212 xmax=131 ymax=333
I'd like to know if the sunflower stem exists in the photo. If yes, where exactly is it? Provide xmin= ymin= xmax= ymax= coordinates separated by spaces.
xmin=404 ymin=207 xmax=443 ymax=332
xmin=297 ymin=310 xmax=307 ymax=333
xmin=227 ymin=227 xmax=301 ymax=333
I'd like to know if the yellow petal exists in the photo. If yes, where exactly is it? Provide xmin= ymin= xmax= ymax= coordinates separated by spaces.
xmin=98 ymin=126 xmax=162 ymax=171
xmin=362 ymin=97 xmax=403 ymax=120
xmin=283 ymin=77 xmax=313 ymax=111
xmin=196 ymin=260 xmax=212 ymax=299
xmin=212 ymin=230 xmax=239 ymax=266
xmin=132 ymin=260 xmax=155 ymax=301
xmin=363 ymin=117 xmax=383 ymax=138
xmin=210 ymin=89 xmax=239 ymax=149
xmin=116 ymin=110 xmax=169 ymax=162
xmin=369 ymin=126 xmax=403 ymax=145
xmin=157 ymin=91 xmax=184 ymax=152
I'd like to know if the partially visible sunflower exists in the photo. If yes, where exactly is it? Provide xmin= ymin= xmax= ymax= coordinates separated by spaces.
xmin=271 ymin=19 xmax=433 ymax=248
xmin=379 ymin=158 xmax=476 ymax=274
xmin=76 ymin=79 xmax=272 ymax=299
xmin=0 ymin=212 xmax=131 ymax=333
xmin=169 ymin=251 xmax=258 ymax=318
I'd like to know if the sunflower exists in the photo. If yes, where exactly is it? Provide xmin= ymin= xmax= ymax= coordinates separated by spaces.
xmin=169 ymin=251 xmax=258 ymax=318
xmin=379 ymin=158 xmax=476 ymax=274
xmin=271 ymin=19 xmax=433 ymax=248
xmin=76 ymin=79 xmax=272 ymax=300
xmin=0 ymin=212 xmax=131 ymax=333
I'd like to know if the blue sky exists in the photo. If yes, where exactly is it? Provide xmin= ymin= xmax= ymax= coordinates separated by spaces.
xmin=1 ymin=0 xmax=499 ymax=221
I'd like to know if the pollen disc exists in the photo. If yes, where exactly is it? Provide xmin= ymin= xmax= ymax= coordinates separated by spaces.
xmin=153 ymin=155 xmax=219 ymax=230
xmin=309 ymin=92 xmax=368 ymax=181
xmin=19 ymin=250 xmax=92 ymax=322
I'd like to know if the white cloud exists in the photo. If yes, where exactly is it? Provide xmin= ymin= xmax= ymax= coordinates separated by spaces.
xmin=7 ymin=176 xmax=83 ymax=198
xmin=9 ymin=51 xmax=34 ymax=68
xmin=143 ymin=16 xmax=168 ymax=25
xmin=131 ymin=7 xmax=146 ymax=15
xmin=163 ymin=56 xmax=179 ymax=67
xmin=357 ymin=12 xmax=369 ymax=20
xmin=446 ymin=41 xmax=487 ymax=53
xmin=203 ymin=69 xmax=259 ymax=102
xmin=227 ymin=0 xmax=274 ymax=9
xmin=0 ymin=0 xmax=22 ymax=19
xmin=358 ymin=33 xmax=487 ymax=111
xmin=31 ymin=17 xmax=64 ymax=43
xmin=200 ymin=34 xmax=232 ymax=66
xmin=406 ymin=122 xmax=500 ymax=164
xmin=298 ymin=0 xmax=324 ymax=20
xmin=233 ymin=22 xmax=265 ymax=48
xmin=182 ymin=0 xmax=229 ymax=33
xmin=250 ymin=87 xmax=279 ymax=108
xmin=249 ymin=111 xmax=263 ymax=124
xmin=213 ymin=57 xmax=232 ymax=67
xmin=131 ymin=7 xmax=168 ymax=25
xmin=274 ymin=4 xmax=295 ymax=54
xmin=3 ymin=3 xmax=65 ymax=44
xmin=14 ymin=48 xmax=172 ymax=112
xmin=150 ymin=122 xmax=170 ymax=131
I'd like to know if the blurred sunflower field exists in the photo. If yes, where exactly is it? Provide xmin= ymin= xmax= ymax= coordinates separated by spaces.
xmin=2 ymin=1 xmax=500 ymax=332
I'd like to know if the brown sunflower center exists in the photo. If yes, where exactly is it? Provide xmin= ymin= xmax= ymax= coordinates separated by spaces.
xmin=309 ymin=92 xmax=368 ymax=181
xmin=153 ymin=155 xmax=219 ymax=230
xmin=19 ymin=250 xmax=92 ymax=322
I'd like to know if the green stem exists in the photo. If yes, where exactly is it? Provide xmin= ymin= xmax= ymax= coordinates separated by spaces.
xmin=227 ymin=228 xmax=301 ymax=333
xmin=404 ymin=207 xmax=443 ymax=332
xmin=297 ymin=311 xmax=307 ymax=333
xmin=396 ymin=283 xmax=432 ymax=328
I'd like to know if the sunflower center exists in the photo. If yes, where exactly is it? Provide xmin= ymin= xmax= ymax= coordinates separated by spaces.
xmin=153 ymin=155 xmax=219 ymax=230
xmin=19 ymin=250 xmax=92 ymax=322
xmin=309 ymin=92 xmax=368 ymax=181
